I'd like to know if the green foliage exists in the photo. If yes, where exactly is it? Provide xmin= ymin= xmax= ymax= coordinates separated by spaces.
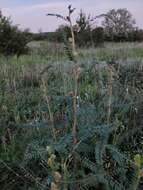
xmin=102 ymin=9 xmax=136 ymax=42
xmin=1 ymin=5 xmax=143 ymax=190
xmin=46 ymin=8 xmax=143 ymax=44
xmin=75 ymin=10 xmax=92 ymax=47
xmin=0 ymin=11 xmax=30 ymax=56
xmin=0 ymin=43 xmax=143 ymax=189
xmin=92 ymin=27 xmax=104 ymax=47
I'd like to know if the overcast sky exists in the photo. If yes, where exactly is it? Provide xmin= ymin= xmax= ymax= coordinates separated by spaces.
xmin=1 ymin=0 xmax=143 ymax=32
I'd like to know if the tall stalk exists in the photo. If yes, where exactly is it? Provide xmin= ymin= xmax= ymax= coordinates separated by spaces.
xmin=46 ymin=5 xmax=78 ymax=145
xmin=47 ymin=7 xmax=79 ymax=189
xmin=73 ymin=68 xmax=78 ymax=145
xmin=67 ymin=5 xmax=76 ymax=55
xmin=107 ymin=65 xmax=113 ymax=124
xmin=41 ymin=78 xmax=56 ymax=141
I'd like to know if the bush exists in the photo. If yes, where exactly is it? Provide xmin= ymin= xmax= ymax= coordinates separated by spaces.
xmin=0 ymin=11 xmax=30 ymax=57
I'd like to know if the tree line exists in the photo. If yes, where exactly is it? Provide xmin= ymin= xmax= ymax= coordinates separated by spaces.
xmin=0 ymin=8 xmax=143 ymax=56
xmin=45 ymin=8 xmax=143 ymax=46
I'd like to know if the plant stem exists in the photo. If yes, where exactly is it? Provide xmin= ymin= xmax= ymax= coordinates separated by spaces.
xmin=73 ymin=68 xmax=78 ymax=145
xmin=41 ymin=78 xmax=56 ymax=141
xmin=107 ymin=65 xmax=113 ymax=124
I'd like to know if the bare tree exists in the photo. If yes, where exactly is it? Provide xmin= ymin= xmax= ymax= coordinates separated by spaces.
xmin=47 ymin=5 xmax=76 ymax=55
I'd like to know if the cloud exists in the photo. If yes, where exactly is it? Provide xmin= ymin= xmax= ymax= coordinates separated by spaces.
xmin=2 ymin=2 xmax=71 ymax=32
xmin=1 ymin=0 xmax=143 ymax=32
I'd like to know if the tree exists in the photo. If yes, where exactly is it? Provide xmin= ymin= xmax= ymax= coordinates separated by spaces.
xmin=92 ymin=27 xmax=104 ymax=47
xmin=47 ymin=5 xmax=77 ymax=55
xmin=131 ymin=29 xmax=143 ymax=42
xmin=47 ymin=8 xmax=105 ymax=47
xmin=75 ymin=10 xmax=92 ymax=47
xmin=76 ymin=10 xmax=91 ymax=32
xmin=75 ymin=10 xmax=106 ymax=47
xmin=0 ymin=10 xmax=30 ymax=57
xmin=102 ymin=9 xmax=136 ymax=41
xmin=55 ymin=24 xmax=71 ymax=42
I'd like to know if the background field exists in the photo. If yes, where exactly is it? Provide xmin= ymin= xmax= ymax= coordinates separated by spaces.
xmin=0 ymin=42 xmax=143 ymax=190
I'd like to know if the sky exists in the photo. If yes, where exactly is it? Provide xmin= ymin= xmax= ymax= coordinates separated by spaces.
xmin=1 ymin=0 xmax=143 ymax=32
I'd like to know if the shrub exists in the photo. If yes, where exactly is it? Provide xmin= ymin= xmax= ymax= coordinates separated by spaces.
xmin=0 ymin=10 xmax=30 ymax=57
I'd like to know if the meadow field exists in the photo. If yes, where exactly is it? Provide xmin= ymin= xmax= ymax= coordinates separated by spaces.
xmin=0 ymin=42 xmax=143 ymax=190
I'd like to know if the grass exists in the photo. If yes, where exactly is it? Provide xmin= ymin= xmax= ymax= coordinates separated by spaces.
xmin=0 ymin=42 xmax=143 ymax=190
xmin=27 ymin=41 xmax=143 ymax=60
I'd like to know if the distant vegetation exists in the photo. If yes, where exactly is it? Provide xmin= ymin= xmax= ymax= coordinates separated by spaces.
xmin=36 ymin=8 xmax=143 ymax=46
xmin=1 ymin=8 xmax=143 ymax=57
